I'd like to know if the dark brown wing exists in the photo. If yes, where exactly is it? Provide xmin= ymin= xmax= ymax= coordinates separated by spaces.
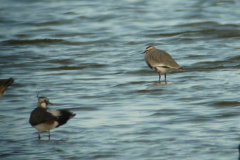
xmin=0 ymin=78 xmax=14 ymax=97
xmin=0 ymin=78 xmax=14 ymax=87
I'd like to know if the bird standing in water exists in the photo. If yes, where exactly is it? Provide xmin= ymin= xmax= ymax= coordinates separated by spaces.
xmin=29 ymin=97 xmax=76 ymax=140
xmin=142 ymin=46 xmax=182 ymax=82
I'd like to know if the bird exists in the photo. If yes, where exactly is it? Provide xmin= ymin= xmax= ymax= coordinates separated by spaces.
xmin=142 ymin=46 xmax=182 ymax=82
xmin=0 ymin=77 xmax=14 ymax=99
xmin=239 ymin=144 xmax=240 ymax=160
xmin=29 ymin=97 xmax=76 ymax=140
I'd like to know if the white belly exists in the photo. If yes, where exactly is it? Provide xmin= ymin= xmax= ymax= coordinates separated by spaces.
xmin=154 ymin=67 xmax=175 ymax=73
xmin=34 ymin=121 xmax=58 ymax=132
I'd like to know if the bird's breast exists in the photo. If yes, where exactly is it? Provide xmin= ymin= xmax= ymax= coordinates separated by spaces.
xmin=44 ymin=119 xmax=56 ymax=125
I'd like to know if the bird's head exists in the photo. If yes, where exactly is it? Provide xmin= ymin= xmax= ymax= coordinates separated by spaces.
xmin=38 ymin=97 xmax=53 ymax=108
xmin=141 ymin=46 xmax=155 ymax=54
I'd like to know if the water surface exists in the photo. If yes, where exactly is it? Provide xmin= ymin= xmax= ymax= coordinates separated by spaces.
xmin=1 ymin=0 xmax=240 ymax=159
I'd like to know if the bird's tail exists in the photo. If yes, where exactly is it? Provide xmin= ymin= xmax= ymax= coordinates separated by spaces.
xmin=56 ymin=109 xmax=76 ymax=127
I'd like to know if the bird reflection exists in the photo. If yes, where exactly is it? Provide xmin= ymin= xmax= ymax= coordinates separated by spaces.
xmin=146 ymin=81 xmax=172 ymax=88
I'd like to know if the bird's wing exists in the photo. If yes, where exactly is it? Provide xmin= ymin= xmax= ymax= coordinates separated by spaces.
xmin=0 ymin=78 xmax=14 ymax=95
xmin=0 ymin=78 xmax=14 ymax=87
xmin=29 ymin=108 xmax=57 ymax=126
xmin=147 ymin=50 xmax=180 ymax=69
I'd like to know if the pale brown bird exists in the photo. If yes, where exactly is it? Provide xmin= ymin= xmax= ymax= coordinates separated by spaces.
xmin=0 ymin=77 xmax=14 ymax=99
xmin=142 ymin=46 xmax=182 ymax=82
xmin=29 ymin=97 xmax=76 ymax=140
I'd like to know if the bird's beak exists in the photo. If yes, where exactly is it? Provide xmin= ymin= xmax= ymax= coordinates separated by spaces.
xmin=141 ymin=51 xmax=145 ymax=54
xmin=49 ymin=102 xmax=54 ymax=105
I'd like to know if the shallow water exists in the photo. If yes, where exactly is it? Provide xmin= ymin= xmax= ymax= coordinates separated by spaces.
xmin=1 ymin=0 xmax=240 ymax=159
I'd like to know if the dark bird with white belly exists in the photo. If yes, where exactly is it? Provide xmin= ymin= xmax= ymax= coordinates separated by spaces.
xmin=29 ymin=97 xmax=76 ymax=140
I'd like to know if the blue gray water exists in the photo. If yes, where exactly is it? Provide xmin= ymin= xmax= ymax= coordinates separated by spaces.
xmin=1 ymin=0 xmax=240 ymax=159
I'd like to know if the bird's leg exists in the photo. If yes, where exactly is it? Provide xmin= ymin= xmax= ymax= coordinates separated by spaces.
xmin=165 ymin=74 xmax=167 ymax=82
xmin=48 ymin=130 xmax=51 ymax=140
xmin=38 ymin=131 xmax=41 ymax=140
xmin=158 ymin=73 xmax=161 ymax=82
